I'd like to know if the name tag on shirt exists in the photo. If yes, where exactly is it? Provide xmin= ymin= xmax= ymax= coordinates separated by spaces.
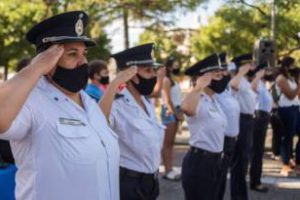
xmin=59 ymin=118 xmax=86 ymax=126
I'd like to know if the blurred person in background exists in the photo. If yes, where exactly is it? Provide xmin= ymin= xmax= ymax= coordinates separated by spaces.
xmin=276 ymin=56 xmax=300 ymax=176
xmin=161 ymin=56 xmax=183 ymax=181
xmin=85 ymin=59 xmax=108 ymax=102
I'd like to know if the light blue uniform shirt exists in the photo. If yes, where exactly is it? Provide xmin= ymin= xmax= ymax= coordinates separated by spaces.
xmin=216 ymin=88 xmax=240 ymax=137
xmin=234 ymin=77 xmax=257 ymax=115
xmin=187 ymin=93 xmax=227 ymax=153
xmin=255 ymin=80 xmax=273 ymax=113
xmin=109 ymin=88 xmax=165 ymax=173
xmin=0 ymin=77 xmax=120 ymax=200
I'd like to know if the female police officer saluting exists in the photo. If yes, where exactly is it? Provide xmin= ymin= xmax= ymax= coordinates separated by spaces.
xmin=0 ymin=11 xmax=136 ymax=200
xmin=101 ymin=43 xmax=165 ymax=200
xmin=180 ymin=54 xmax=228 ymax=200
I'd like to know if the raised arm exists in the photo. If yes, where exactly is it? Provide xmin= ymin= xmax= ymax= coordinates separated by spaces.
xmin=251 ymin=69 xmax=265 ymax=93
xmin=150 ymin=66 xmax=165 ymax=98
xmin=181 ymin=73 xmax=212 ymax=117
xmin=0 ymin=45 xmax=64 ymax=133
xmin=230 ymin=64 xmax=251 ymax=91
xmin=99 ymin=66 xmax=137 ymax=121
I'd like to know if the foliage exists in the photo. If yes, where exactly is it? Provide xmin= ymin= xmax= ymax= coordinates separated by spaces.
xmin=190 ymin=1 xmax=300 ymax=60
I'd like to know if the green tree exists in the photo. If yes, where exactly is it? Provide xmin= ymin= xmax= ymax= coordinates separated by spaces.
xmin=0 ymin=0 xmax=111 ymax=77
xmin=95 ymin=0 xmax=206 ymax=49
xmin=191 ymin=1 xmax=300 ymax=60
xmin=139 ymin=24 xmax=196 ymax=69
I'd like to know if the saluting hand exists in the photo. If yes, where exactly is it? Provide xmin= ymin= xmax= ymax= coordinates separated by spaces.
xmin=29 ymin=44 xmax=64 ymax=75
xmin=194 ymin=73 xmax=212 ymax=92
xmin=238 ymin=64 xmax=251 ymax=76
xmin=256 ymin=69 xmax=265 ymax=79
xmin=112 ymin=66 xmax=138 ymax=86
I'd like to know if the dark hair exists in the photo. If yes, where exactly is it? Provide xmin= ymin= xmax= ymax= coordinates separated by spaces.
xmin=88 ymin=59 xmax=107 ymax=79
xmin=165 ymin=56 xmax=176 ymax=85
xmin=281 ymin=56 xmax=295 ymax=68
xmin=165 ymin=56 xmax=175 ymax=68
xmin=16 ymin=58 xmax=31 ymax=72
xmin=279 ymin=56 xmax=295 ymax=78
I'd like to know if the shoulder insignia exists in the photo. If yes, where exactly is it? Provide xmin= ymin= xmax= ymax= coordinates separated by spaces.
xmin=115 ymin=93 xmax=124 ymax=100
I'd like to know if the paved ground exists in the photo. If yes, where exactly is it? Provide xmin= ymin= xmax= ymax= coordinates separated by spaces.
xmin=157 ymin=125 xmax=300 ymax=200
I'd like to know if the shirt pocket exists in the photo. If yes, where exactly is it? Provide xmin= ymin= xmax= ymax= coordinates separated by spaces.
xmin=131 ymin=119 xmax=153 ymax=131
xmin=56 ymin=122 xmax=97 ymax=164
xmin=131 ymin=119 xmax=163 ymax=149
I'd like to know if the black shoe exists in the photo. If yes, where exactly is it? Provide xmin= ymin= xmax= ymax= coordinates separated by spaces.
xmin=250 ymin=184 xmax=269 ymax=193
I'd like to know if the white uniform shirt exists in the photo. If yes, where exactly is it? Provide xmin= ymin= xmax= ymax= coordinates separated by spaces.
xmin=255 ymin=80 xmax=273 ymax=112
xmin=0 ymin=77 xmax=120 ymax=200
xmin=109 ymin=88 xmax=165 ymax=173
xmin=276 ymin=79 xmax=300 ymax=107
xmin=216 ymin=88 xmax=240 ymax=137
xmin=187 ymin=93 xmax=227 ymax=153
xmin=234 ymin=77 xmax=257 ymax=115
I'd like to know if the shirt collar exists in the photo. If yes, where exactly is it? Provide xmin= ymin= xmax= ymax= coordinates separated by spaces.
xmin=201 ymin=91 xmax=217 ymax=102
xmin=37 ymin=76 xmax=89 ymax=110
xmin=120 ymin=88 xmax=138 ymax=107
xmin=120 ymin=88 xmax=155 ymax=119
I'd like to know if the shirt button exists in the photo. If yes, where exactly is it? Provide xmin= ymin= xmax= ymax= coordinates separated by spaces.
xmin=54 ymin=97 xmax=59 ymax=101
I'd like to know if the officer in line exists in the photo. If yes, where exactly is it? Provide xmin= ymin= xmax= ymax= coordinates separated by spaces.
xmin=214 ymin=53 xmax=241 ymax=200
xmin=101 ymin=43 xmax=165 ymax=200
xmin=230 ymin=54 xmax=258 ymax=200
xmin=249 ymin=63 xmax=273 ymax=192
xmin=181 ymin=53 xmax=228 ymax=200
xmin=0 ymin=11 xmax=136 ymax=200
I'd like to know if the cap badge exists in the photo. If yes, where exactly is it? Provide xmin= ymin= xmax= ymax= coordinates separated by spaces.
xmin=75 ymin=13 xmax=84 ymax=36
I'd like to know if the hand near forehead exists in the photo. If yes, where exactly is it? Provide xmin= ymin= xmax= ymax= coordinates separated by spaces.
xmin=113 ymin=66 xmax=138 ymax=86
xmin=238 ymin=64 xmax=251 ymax=76
xmin=256 ymin=69 xmax=265 ymax=79
xmin=30 ymin=44 xmax=64 ymax=75
xmin=195 ymin=73 xmax=212 ymax=91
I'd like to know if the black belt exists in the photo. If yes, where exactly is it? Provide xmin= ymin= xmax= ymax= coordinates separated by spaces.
xmin=120 ymin=167 xmax=159 ymax=180
xmin=225 ymin=136 xmax=238 ymax=141
xmin=189 ymin=146 xmax=221 ymax=157
xmin=240 ymin=113 xmax=253 ymax=119
xmin=255 ymin=110 xmax=270 ymax=118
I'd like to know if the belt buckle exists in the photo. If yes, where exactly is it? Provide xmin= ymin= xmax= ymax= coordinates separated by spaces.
xmin=221 ymin=152 xmax=225 ymax=159
xmin=153 ymin=170 xmax=159 ymax=179
xmin=191 ymin=147 xmax=199 ymax=154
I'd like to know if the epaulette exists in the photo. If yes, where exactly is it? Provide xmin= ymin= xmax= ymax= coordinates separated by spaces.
xmin=115 ymin=93 xmax=124 ymax=100
xmin=144 ymin=96 xmax=151 ymax=103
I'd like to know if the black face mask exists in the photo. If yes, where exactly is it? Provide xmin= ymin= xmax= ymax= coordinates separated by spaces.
xmin=172 ymin=68 xmax=180 ymax=75
xmin=209 ymin=75 xmax=231 ymax=94
xmin=99 ymin=76 xmax=109 ymax=85
xmin=52 ymin=63 xmax=88 ymax=93
xmin=246 ymin=70 xmax=256 ymax=77
xmin=131 ymin=74 xmax=157 ymax=96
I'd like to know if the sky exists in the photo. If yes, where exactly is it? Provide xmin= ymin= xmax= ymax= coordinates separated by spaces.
xmin=105 ymin=0 xmax=224 ymax=54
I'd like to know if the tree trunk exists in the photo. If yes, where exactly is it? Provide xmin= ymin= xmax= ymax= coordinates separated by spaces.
xmin=271 ymin=0 xmax=276 ymax=41
xmin=123 ymin=8 xmax=129 ymax=49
